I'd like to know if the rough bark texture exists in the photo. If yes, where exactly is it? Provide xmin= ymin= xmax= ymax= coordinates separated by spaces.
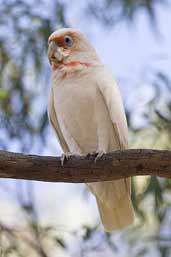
xmin=0 ymin=149 xmax=171 ymax=183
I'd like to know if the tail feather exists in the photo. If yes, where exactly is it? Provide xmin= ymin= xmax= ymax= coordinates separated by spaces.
xmin=87 ymin=178 xmax=134 ymax=232
xmin=96 ymin=194 xmax=134 ymax=232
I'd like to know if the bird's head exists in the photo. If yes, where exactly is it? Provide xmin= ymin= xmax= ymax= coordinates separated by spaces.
xmin=48 ymin=28 xmax=100 ymax=70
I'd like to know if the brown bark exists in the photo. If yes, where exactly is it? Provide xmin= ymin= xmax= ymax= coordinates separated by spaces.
xmin=0 ymin=149 xmax=171 ymax=183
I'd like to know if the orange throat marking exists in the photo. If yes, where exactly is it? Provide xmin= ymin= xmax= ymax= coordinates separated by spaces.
xmin=52 ymin=61 xmax=92 ymax=71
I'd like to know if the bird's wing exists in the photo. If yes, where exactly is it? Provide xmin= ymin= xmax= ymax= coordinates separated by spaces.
xmin=48 ymin=86 xmax=70 ymax=153
xmin=95 ymin=66 xmax=130 ymax=192
xmin=97 ymin=66 xmax=128 ymax=150
xmin=88 ymin=66 xmax=133 ymax=231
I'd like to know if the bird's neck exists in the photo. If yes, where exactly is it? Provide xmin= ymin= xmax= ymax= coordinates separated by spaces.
xmin=52 ymin=61 xmax=94 ymax=71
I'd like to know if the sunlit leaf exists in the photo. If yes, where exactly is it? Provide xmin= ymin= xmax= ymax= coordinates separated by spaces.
xmin=0 ymin=88 xmax=8 ymax=99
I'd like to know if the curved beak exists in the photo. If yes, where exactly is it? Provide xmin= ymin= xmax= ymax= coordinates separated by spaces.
xmin=48 ymin=41 xmax=59 ymax=64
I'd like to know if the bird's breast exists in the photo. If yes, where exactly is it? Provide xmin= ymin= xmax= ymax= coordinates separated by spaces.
xmin=53 ymin=74 xmax=100 ymax=153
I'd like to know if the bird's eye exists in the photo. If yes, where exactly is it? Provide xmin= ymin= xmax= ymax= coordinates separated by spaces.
xmin=64 ymin=35 xmax=73 ymax=47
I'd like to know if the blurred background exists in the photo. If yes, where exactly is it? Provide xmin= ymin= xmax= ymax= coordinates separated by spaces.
xmin=0 ymin=0 xmax=171 ymax=256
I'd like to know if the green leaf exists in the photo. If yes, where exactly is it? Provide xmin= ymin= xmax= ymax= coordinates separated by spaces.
xmin=0 ymin=88 xmax=8 ymax=99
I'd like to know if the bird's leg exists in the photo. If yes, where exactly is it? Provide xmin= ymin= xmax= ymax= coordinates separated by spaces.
xmin=60 ymin=152 xmax=73 ymax=166
xmin=94 ymin=150 xmax=106 ymax=163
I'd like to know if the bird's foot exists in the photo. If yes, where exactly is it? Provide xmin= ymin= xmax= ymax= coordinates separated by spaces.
xmin=60 ymin=153 xmax=73 ymax=166
xmin=94 ymin=150 xmax=105 ymax=163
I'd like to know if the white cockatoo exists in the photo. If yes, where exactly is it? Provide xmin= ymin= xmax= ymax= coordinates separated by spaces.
xmin=47 ymin=28 xmax=134 ymax=232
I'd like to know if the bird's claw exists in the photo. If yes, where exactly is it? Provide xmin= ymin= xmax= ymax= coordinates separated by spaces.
xmin=94 ymin=151 xmax=105 ymax=163
xmin=60 ymin=153 xmax=72 ymax=166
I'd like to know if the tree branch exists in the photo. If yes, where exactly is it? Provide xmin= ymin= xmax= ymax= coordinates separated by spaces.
xmin=0 ymin=149 xmax=171 ymax=183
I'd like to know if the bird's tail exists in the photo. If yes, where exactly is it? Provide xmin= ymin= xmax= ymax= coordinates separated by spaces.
xmin=88 ymin=178 xmax=134 ymax=232
xmin=96 ymin=193 xmax=134 ymax=232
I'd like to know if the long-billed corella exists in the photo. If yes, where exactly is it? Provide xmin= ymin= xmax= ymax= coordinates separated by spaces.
xmin=47 ymin=28 xmax=134 ymax=232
